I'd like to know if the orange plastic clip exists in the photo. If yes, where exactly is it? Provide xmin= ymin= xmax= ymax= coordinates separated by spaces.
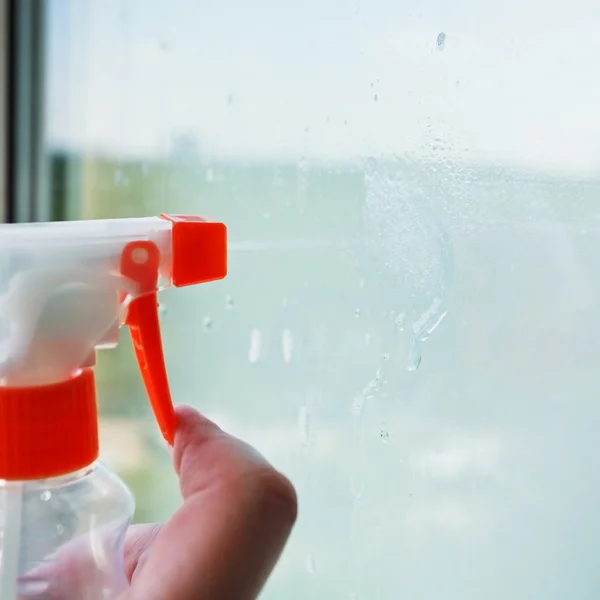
xmin=120 ymin=215 xmax=227 ymax=446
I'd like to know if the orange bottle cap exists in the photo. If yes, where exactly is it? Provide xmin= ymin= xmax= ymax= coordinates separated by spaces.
xmin=0 ymin=369 xmax=98 ymax=480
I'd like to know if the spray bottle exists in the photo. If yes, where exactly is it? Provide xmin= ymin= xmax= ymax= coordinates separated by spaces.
xmin=0 ymin=214 xmax=227 ymax=599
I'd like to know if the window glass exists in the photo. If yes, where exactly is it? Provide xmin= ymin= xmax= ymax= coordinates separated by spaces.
xmin=46 ymin=0 xmax=600 ymax=597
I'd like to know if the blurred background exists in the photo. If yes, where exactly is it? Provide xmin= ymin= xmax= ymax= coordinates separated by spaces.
xmin=4 ymin=0 xmax=600 ymax=597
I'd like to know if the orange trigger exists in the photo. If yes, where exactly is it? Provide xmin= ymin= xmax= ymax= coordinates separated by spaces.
xmin=120 ymin=241 xmax=175 ymax=446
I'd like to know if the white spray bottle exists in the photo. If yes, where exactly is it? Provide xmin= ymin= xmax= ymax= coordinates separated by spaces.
xmin=0 ymin=214 xmax=227 ymax=599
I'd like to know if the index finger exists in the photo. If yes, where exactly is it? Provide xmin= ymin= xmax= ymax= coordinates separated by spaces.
xmin=124 ymin=405 xmax=298 ymax=600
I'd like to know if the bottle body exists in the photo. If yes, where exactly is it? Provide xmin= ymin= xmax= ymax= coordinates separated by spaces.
xmin=0 ymin=461 xmax=134 ymax=599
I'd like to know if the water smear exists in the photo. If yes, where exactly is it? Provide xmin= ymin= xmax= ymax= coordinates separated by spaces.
xmin=407 ymin=340 xmax=422 ymax=371
xmin=298 ymin=405 xmax=310 ymax=446
xmin=363 ymin=162 xmax=454 ymax=370
xmin=396 ymin=312 xmax=406 ymax=333
xmin=361 ymin=368 xmax=381 ymax=401
xmin=407 ymin=296 xmax=447 ymax=370
xmin=248 ymin=328 xmax=262 ymax=363
xmin=305 ymin=553 xmax=316 ymax=574
xmin=352 ymin=395 xmax=365 ymax=419
xmin=282 ymin=329 xmax=294 ymax=363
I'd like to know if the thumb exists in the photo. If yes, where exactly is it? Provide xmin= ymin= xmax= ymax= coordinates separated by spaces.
xmin=126 ymin=405 xmax=298 ymax=600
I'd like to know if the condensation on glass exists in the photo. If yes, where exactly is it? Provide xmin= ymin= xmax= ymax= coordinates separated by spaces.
xmin=43 ymin=0 xmax=600 ymax=598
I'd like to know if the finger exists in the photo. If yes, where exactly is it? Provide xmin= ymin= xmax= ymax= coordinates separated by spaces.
xmin=125 ymin=405 xmax=297 ymax=600
xmin=123 ymin=523 xmax=162 ymax=581
xmin=17 ymin=524 xmax=155 ymax=598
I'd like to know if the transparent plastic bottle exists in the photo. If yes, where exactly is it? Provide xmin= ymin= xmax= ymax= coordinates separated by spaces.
xmin=0 ymin=462 xmax=134 ymax=599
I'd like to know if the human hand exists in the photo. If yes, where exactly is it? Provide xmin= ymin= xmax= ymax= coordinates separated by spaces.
xmin=19 ymin=405 xmax=297 ymax=599
xmin=122 ymin=405 xmax=298 ymax=599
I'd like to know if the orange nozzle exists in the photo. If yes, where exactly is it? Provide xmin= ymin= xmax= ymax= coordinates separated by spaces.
xmin=121 ymin=216 xmax=227 ymax=446
xmin=160 ymin=214 xmax=227 ymax=286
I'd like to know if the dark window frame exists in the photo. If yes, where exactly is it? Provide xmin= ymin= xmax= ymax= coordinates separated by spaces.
xmin=5 ymin=0 xmax=48 ymax=223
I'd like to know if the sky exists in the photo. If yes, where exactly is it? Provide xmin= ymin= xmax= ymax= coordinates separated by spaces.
xmin=46 ymin=0 xmax=600 ymax=177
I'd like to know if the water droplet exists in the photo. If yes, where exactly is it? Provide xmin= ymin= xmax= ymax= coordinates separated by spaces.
xmin=373 ymin=94 xmax=379 ymax=102
xmin=298 ymin=405 xmax=310 ymax=446
xmin=354 ymin=308 xmax=361 ymax=318
xmin=202 ymin=317 xmax=213 ymax=331
xmin=40 ymin=490 xmax=51 ymax=502
xmin=225 ymin=295 xmax=234 ymax=309
xmin=158 ymin=303 xmax=168 ymax=318
xmin=382 ymin=353 xmax=390 ymax=362
xmin=248 ymin=328 xmax=262 ymax=363
xmin=364 ymin=333 xmax=371 ymax=346
xmin=380 ymin=429 xmax=390 ymax=443
xmin=364 ymin=157 xmax=378 ymax=177
xmin=437 ymin=32 xmax=447 ymax=50
xmin=56 ymin=524 xmax=65 ymax=535
xmin=227 ymin=94 xmax=234 ymax=105
xmin=305 ymin=553 xmax=316 ymax=574
xmin=282 ymin=329 xmax=294 ymax=363
xmin=263 ymin=212 xmax=271 ymax=219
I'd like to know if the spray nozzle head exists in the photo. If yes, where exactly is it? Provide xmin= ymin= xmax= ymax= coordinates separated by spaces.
xmin=0 ymin=214 xmax=227 ymax=446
